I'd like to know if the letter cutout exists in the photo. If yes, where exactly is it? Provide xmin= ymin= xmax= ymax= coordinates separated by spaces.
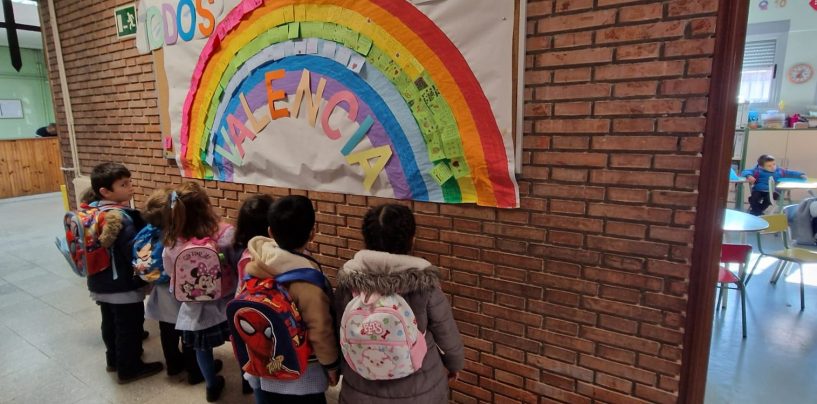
xmin=226 ymin=114 xmax=256 ymax=158
xmin=161 ymin=3 xmax=178 ymax=45
xmin=346 ymin=146 xmax=393 ymax=192
xmin=341 ymin=116 xmax=374 ymax=156
xmin=321 ymin=91 xmax=359 ymax=140
xmin=177 ymin=0 xmax=197 ymax=42
xmin=265 ymin=70 xmax=289 ymax=119
xmin=240 ymin=93 xmax=270 ymax=133
xmin=214 ymin=127 xmax=242 ymax=166
xmin=290 ymin=70 xmax=327 ymax=127
xmin=196 ymin=0 xmax=216 ymax=37
xmin=145 ymin=6 xmax=164 ymax=50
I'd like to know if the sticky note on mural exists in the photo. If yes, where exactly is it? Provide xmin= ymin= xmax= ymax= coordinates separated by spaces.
xmin=427 ymin=133 xmax=446 ymax=162
xmin=283 ymin=5 xmax=295 ymax=22
xmin=442 ymin=135 xmax=464 ymax=158
xmin=430 ymin=162 xmax=453 ymax=185
xmin=288 ymin=22 xmax=300 ymax=39
xmin=355 ymin=35 xmax=373 ymax=56
xmin=301 ymin=21 xmax=323 ymax=39
xmin=449 ymin=157 xmax=470 ymax=179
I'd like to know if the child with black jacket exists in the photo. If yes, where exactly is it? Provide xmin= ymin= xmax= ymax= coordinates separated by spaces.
xmin=87 ymin=162 xmax=163 ymax=383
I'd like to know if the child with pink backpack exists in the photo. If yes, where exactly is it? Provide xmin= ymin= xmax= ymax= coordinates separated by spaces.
xmin=334 ymin=204 xmax=464 ymax=404
xmin=162 ymin=182 xmax=236 ymax=402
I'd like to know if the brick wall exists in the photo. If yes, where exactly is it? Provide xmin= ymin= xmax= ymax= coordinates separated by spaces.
xmin=40 ymin=1 xmax=720 ymax=402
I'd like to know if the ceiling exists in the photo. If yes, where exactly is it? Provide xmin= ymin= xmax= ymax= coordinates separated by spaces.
xmin=0 ymin=0 xmax=43 ymax=49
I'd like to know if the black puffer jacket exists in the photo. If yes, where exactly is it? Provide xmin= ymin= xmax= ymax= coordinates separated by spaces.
xmin=86 ymin=204 xmax=147 ymax=294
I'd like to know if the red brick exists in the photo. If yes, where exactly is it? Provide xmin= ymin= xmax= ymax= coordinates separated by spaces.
xmin=614 ymin=81 xmax=658 ymax=97
xmin=533 ymin=152 xmax=608 ymax=167
xmin=646 ymin=260 xmax=690 ymax=278
xmin=552 ymin=136 xmax=589 ymax=149
xmin=605 ymin=221 xmax=647 ymax=239
xmin=661 ymin=78 xmax=711 ymax=95
xmin=537 ymin=83 xmax=612 ymax=100
xmin=612 ymin=118 xmax=656 ymax=133
xmin=553 ymin=31 xmax=594 ymax=49
xmin=657 ymin=117 xmax=707 ymax=133
xmin=532 ymin=183 xmax=606 ymax=200
xmin=538 ymin=47 xmax=613 ymax=67
xmin=595 ymin=61 xmax=685 ymax=80
xmin=635 ymin=383 xmax=677 ymax=404
xmin=536 ymin=119 xmax=611 ymax=133
xmin=592 ymin=136 xmax=676 ymax=151
xmin=598 ymin=344 xmax=637 ymax=365
xmin=590 ymin=170 xmax=675 ymax=187
xmin=690 ymin=17 xmax=717 ymax=35
xmin=554 ymin=101 xmax=592 ymax=116
xmin=589 ymin=203 xmax=673 ymax=224
xmin=527 ymin=0 xmax=554 ymax=17
xmin=609 ymin=154 xmax=652 ymax=169
xmin=619 ymin=3 xmax=663 ymax=22
xmin=555 ymin=0 xmax=593 ymax=12
xmin=668 ymin=0 xmax=718 ymax=17
xmin=553 ymin=67 xmax=592 ymax=83
xmin=596 ymin=372 xmax=634 ymax=394
xmin=537 ymin=10 xmax=617 ymax=34
xmin=550 ymin=198 xmax=586 ymax=214
xmin=616 ymin=43 xmax=661 ymax=61
xmin=595 ymin=99 xmax=683 ymax=115
xmin=597 ymin=21 xmax=685 ymax=44
xmin=532 ymin=213 xmax=603 ymax=232
xmin=578 ymin=355 xmax=657 ymax=385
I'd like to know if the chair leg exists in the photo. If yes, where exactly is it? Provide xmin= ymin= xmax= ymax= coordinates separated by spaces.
xmin=771 ymin=261 xmax=786 ymax=285
xmin=800 ymin=264 xmax=805 ymax=311
xmin=717 ymin=283 xmax=724 ymax=311
xmin=738 ymin=282 xmax=747 ymax=338
xmin=746 ymin=254 xmax=765 ymax=285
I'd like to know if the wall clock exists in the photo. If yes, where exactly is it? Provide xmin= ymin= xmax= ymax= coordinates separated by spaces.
xmin=788 ymin=63 xmax=814 ymax=84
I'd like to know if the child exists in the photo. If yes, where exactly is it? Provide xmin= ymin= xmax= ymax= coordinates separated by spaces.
xmin=334 ymin=204 xmax=464 ymax=404
xmin=742 ymin=154 xmax=807 ymax=215
xmin=162 ymin=182 xmax=235 ymax=402
xmin=242 ymin=195 xmax=340 ymax=404
xmin=228 ymin=194 xmax=275 ymax=291
xmin=79 ymin=187 xmax=98 ymax=206
xmin=141 ymin=188 xmax=203 ymax=384
xmin=226 ymin=193 xmax=274 ymax=395
xmin=87 ymin=162 xmax=163 ymax=383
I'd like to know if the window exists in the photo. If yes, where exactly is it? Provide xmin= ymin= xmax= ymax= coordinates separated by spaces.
xmin=739 ymin=40 xmax=777 ymax=104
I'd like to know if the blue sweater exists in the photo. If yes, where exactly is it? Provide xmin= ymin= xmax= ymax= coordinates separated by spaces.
xmin=741 ymin=165 xmax=805 ymax=192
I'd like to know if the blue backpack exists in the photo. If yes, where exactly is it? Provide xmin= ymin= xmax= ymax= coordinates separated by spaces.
xmin=132 ymin=224 xmax=168 ymax=283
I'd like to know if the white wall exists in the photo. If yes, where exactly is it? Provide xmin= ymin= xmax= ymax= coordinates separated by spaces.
xmin=748 ymin=0 xmax=817 ymax=110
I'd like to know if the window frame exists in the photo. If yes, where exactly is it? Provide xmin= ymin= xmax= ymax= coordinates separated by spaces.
xmin=741 ymin=21 xmax=789 ymax=109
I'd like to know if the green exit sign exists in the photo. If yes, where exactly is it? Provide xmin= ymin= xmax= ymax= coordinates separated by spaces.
xmin=114 ymin=4 xmax=137 ymax=39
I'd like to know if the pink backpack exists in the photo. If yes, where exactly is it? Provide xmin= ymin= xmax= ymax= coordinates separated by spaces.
xmin=340 ymin=293 xmax=427 ymax=380
xmin=173 ymin=237 xmax=236 ymax=302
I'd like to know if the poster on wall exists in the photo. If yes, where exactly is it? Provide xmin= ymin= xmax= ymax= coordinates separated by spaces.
xmin=135 ymin=0 xmax=520 ymax=208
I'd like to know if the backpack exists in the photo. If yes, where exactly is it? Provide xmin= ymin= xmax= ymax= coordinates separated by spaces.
xmin=173 ymin=237 xmax=235 ymax=301
xmin=55 ymin=203 xmax=126 ymax=278
xmin=132 ymin=224 xmax=168 ymax=283
xmin=340 ymin=293 xmax=428 ymax=380
xmin=226 ymin=268 xmax=327 ymax=381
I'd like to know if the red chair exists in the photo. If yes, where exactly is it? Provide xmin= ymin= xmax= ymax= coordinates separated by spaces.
xmin=716 ymin=244 xmax=752 ymax=338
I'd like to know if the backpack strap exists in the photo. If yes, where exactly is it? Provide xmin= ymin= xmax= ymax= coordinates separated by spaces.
xmin=275 ymin=268 xmax=327 ymax=288
xmin=753 ymin=167 xmax=760 ymax=179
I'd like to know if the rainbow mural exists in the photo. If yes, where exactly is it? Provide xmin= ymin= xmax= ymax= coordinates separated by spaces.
xmin=178 ymin=0 xmax=519 ymax=208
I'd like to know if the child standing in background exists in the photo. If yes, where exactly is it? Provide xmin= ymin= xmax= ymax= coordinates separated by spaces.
xmin=140 ymin=188 xmax=203 ymax=384
xmin=742 ymin=154 xmax=807 ymax=215
xmin=162 ymin=182 xmax=235 ymax=402
xmin=86 ymin=162 xmax=163 ymax=383
xmin=226 ymin=193 xmax=274 ymax=395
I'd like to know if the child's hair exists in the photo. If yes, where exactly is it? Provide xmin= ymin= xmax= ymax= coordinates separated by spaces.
xmin=362 ymin=204 xmax=416 ymax=255
xmin=234 ymin=194 xmax=274 ymax=249
xmin=163 ymin=182 xmax=220 ymax=247
xmin=90 ymin=162 xmax=131 ymax=199
xmin=143 ymin=188 xmax=172 ymax=227
xmin=267 ymin=195 xmax=315 ymax=251
xmin=758 ymin=154 xmax=776 ymax=166
xmin=79 ymin=187 xmax=98 ymax=205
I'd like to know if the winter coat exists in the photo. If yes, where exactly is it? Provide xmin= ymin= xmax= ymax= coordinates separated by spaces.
xmin=790 ymin=198 xmax=817 ymax=245
xmin=334 ymin=250 xmax=464 ymax=404
xmin=245 ymin=236 xmax=340 ymax=370
xmin=86 ymin=202 xmax=147 ymax=294
xmin=741 ymin=165 xmax=805 ymax=192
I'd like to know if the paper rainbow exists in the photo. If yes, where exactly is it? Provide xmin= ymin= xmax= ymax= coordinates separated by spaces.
xmin=179 ymin=0 xmax=519 ymax=208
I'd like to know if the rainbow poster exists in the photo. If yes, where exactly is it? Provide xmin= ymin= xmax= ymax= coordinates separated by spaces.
xmin=136 ymin=0 xmax=520 ymax=208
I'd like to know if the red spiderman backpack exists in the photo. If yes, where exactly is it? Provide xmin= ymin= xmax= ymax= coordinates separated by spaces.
xmin=226 ymin=269 xmax=327 ymax=381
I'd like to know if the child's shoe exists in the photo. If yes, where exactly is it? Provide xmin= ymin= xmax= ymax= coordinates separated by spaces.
xmin=118 ymin=361 xmax=164 ymax=384
xmin=206 ymin=375 xmax=225 ymax=402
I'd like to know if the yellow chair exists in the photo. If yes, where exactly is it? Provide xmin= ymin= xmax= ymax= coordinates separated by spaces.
xmin=748 ymin=214 xmax=817 ymax=310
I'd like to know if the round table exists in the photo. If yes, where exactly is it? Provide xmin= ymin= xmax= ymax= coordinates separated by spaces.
xmin=723 ymin=209 xmax=769 ymax=232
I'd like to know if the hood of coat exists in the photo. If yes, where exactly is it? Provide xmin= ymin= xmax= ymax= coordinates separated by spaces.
xmin=245 ymin=236 xmax=317 ymax=278
xmin=336 ymin=250 xmax=440 ymax=295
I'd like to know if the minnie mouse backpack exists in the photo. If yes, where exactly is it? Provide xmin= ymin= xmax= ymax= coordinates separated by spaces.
xmin=340 ymin=293 xmax=427 ymax=380
xmin=173 ymin=237 xmax=235 ymax=302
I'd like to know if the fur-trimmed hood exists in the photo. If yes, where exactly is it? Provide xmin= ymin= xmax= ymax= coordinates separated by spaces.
xmin=245 ymin=236 xmax=317 ymax=279
xmin=336 ymin=250 xmax=440 ymax=295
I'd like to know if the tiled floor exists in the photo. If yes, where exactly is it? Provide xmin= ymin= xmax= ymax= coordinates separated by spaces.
xmin=0 ymin=193 xmax=338 ymax=403
xmin=705 ymin=234 xmax=817 ymax=403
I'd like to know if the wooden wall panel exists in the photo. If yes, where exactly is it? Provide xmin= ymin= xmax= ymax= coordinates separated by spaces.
xmin=0 ymin=138 xmax=64 ymax=198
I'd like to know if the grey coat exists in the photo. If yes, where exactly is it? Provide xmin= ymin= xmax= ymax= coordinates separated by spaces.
xmin=789 ymin=198 xmax=817 ymax=245
xmin=334 ymin=250 xmax=464 ymax=404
